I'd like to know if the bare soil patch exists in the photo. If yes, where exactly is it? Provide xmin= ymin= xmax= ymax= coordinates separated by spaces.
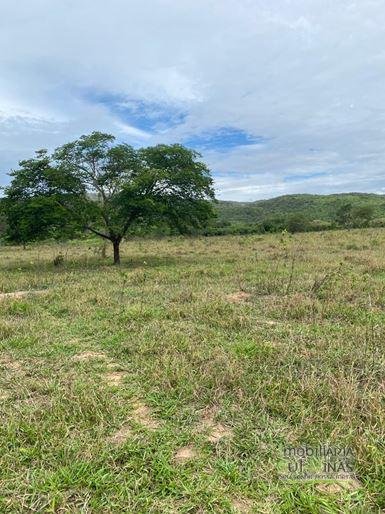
xmin=72 ymin=351 xmax=107 ymax=362
xmin=198 ymin=406 xmax=233 ymax=443
xmin=256 ymin=319 xmax=281 ymax=326
xmin=173 ymin=445 xmax=198 ymax=464
xmin=0 ymin=355 xmax=24 ymax=373
xmin=226 ymin=291 xmax=251 ymax=304
xmin=316 ymin=479 xmax=361 ymax=495
xmin=131 ymin=400 xmax=160 ymax=429
xmin=231 ymin=498 xmax=253 ymax=513
xmin=0 ymin=290 xmax=48 ymax=301
xmin=206 ymin=422 xmax=233 ymax=443
xmin=104 ymin=371 xmax=126 ymax=386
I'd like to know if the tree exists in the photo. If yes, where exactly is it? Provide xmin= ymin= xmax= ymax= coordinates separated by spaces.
xmin=335 ymin=203 xmax=353 ymax=227
xmin=3 ymin=132 xmax=215 ymax=263
xmin=0 ymin=209 xmax=7 ymax=240
xmin=351 ymin=204 xmax=374 ymax=227
xmin=286 ymin=213 xmax=309 ymax=233
xmin=335 ymin=202 xmax=374 ymax=228
xmin=1 ymin=150 xmax=83 ymax=245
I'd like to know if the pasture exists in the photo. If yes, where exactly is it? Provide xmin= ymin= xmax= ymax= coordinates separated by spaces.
xmin=0 ymin=229 xmax=384 ymax=512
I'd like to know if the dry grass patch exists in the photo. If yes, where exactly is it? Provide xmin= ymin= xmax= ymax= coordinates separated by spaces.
xmin=206 ymin=422 xmax=233 ymax=443
xmin=0 ymin=390 xmax=10 ymax=401
xmin=255 ymin=319 xmax=281 ymax=326
xmin=0 ymin=354 xmax=24 ymax=373
xmin=16 ymin=392 xmax=52 ymax=410
xmin=226 ymin=291 xmax=251 ymax=304
xmin=0 ymin=289 xmax=48 ymax=301
xmin=108 ymin=423 xmax=132 ymax=445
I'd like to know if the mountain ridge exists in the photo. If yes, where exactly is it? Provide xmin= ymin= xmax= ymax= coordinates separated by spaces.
xmin=216 ymin=192 xmax=385 ymax=221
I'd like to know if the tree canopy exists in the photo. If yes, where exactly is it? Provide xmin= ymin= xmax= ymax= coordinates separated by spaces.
xmin=2 ymin=132 xmax=216 ymax=263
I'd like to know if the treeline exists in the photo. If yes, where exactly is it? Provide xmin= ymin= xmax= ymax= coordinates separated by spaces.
xmin=206 ymin=194 xmax=385 ymax=235
xmin=1 ymin=146 xmax=384 ymax=248
xmin=0 ymin=194 xmax=383 ymax=242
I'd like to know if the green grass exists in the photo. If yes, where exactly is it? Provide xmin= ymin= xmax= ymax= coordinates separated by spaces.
xmin=0 ymin=229 xmax=385 ymax=512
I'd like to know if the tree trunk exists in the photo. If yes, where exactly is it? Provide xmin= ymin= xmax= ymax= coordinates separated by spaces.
xmin=112 ymin=239 xmax=121 ymax=265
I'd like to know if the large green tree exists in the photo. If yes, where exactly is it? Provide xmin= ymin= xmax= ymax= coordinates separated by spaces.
xmin=3 ymin=132 xmax=215 ymax=263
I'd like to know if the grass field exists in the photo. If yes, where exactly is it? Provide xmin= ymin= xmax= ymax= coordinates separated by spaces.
xmin=1 ymin=229 xmax=385 ymax=513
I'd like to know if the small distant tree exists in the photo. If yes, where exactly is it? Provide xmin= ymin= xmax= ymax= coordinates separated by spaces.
xmin=335 ymin=203 xmax=353 ymax=227
xmin=261 ymin=215 xmax=286 ymax=233
xmin=3 ymin=132 xmax=215 ymax=263
xmin=286 ymin=213 xmax=309 ymax=233
xmin=351 ymin=204 xmax=374 ymax=227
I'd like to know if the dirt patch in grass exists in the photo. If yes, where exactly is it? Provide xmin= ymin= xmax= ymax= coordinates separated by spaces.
xmin=72 ymin=351 xmax=108 ymax=362
xmin=104 ymin=371 xmax=126 ymax=386
xmin=226 ymin=291 xmax=251 ymax=304
xmin=132 ymin=400 xmax=160 ymax=429
xmin=316 ymin=479 xmax=361 ymax=495
xmin=106 ymin=361 xmax=121 ymax=370
xmin=0 ymin=355 xmax=24 ymax=373
xmin=231 ymin=497 xmax=253 ymax=513
xmin=108 ymin=423 xmax=132 ymax=445
xmin=206 ymin=422 xmax=233 ymax=443
xmin=173 ymin=445 xmax=198 ymax=464
xmin=0 ymin=290 xmax=48 ymax=301
xmin=198 ymin=406 xmax=233 ymax=443
xmin=256 ymin=319 xmax=281 ymax=326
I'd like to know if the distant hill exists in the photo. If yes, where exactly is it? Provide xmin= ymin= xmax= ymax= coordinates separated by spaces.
xmin=216 ymin=193 xmax=385 ymax=222
xmin=210 ymin=193 xmax=385 ymax=234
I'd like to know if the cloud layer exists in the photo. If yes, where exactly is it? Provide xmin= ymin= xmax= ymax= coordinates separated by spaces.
xmin=1 ymin=0 xmax=385 ymax=200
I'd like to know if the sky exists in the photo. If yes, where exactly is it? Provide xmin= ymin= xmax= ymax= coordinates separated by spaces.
xmin=1 ymin=0 xmax=385 ymax=201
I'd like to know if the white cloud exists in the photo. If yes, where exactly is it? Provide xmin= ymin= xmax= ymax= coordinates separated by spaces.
xmin=1 ymin=0 xmax=385 ymax=199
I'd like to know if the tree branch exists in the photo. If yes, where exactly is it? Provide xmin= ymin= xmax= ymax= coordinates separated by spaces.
xmin=85 ymin=226 xmax=112 ymax=240
xmin=121 ymin=212 xmax=138 ymax=237
xmin=52 ymin=196 xmax=112 ymax=241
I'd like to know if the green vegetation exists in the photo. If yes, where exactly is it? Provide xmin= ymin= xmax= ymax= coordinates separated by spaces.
xmin=211 ymin=193 xmax=385 ymax=235
xmin=1 ymin=132 xmax=215 ymax=263
xmin=1 ymin=133 xmax=384 ymax=511
xmin=4 ymin=147 xmax=384 ymax=245
xmin=0 ymin=229 xmax=384 ymax=512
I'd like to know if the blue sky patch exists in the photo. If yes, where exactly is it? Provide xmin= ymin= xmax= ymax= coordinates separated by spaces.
xmin=284 ymin=171 xmax=328 ymax=182
xmin=184 ymin=127 xmax=265 ymax=151
xmin=82 ymin=89 xmax=187 ymax=132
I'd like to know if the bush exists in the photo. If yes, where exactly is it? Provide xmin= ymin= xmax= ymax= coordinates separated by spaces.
xmin=286 ymin=213 xmax=309 ymax=233
xmin=369 ymin=217 xmax=385 ymax=228
xmin=308 ymin=219 xmax=335 ymax=231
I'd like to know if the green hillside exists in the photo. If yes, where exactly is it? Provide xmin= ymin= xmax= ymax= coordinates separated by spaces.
xmin=212 ymin=193 xmax=385 ymax=234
